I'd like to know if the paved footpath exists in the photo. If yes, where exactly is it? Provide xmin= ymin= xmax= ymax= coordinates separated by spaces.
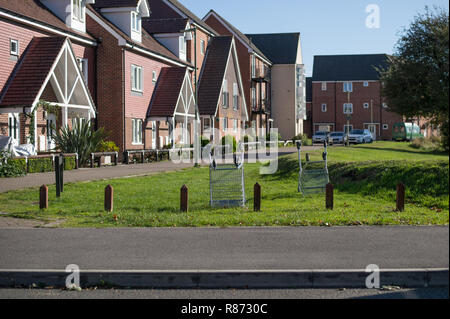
xmin=0 ymin=226 xmax=447 ymax=270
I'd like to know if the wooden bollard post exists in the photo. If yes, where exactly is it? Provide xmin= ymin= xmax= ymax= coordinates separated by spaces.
xmin=306 ymin=153 xmax=310 ymax=162
xmin=39 ymin=185 xmax=48 ymax=210
xmin=326 ymin=183 xmax=334 ymax=210
xmin=180 ymin=185 xmax=188 ymax=212
xmin=254 ymin=183 xmax=261 ymax=212
xmin=60 ymin=154 xmax=64 ymax=193
xmin=396 ymin=183 xmax=405 ymax=212
xmin=105 ymin=185 xmax=114 ymax=212
xmin=55 ymin=156 xmax=61 ymax=198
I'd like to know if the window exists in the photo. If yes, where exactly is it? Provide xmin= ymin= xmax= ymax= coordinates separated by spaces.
xmin=131 ymin=65 xmax=143 ymax=92
xmin=10 ymin=39 xmax=19 ymax=56
xmin=77 ymin=58 xmax=88 ymax=84
xmin=364 ymin=81 xmax=369 ymax=87
xmin=222 ymin=80 xmax=229 ymax=108
xmin=200 ymin=40 xmax=205 ymax=55
xmin=72 ymin=0 xmax=84 ymax=22
xmin=203 ymin=118 xmax=211 ymax=131
xmin=233 ymin=83 xmax=239 ymax=110
xmin=344 ymin=125 xmax=353 ymax=134
xmin=382 ymin=103 xmax=388 ymax=108
xmin=131 ymin=12 xmax=140 ymax=32
xmin=251 ymin=87 xmax=256 ymax=108
xmin=152 ymin=71 xmax=157 ymax=84
xmin=233 ymin=119 xmax=238 ymax=132
xmin=343 ymin=82 xmax=353 ymax=92
xmin=343 ymin=103 xmax=353 ymax=114
xmin=222 ymin=118 xmax=228 ymax=132
xmin=363 ymin=102 xmax=369 ymax=109
xmin=251 ymin=55 xmax=256 ymax=78
xmin=321 ymin=82 xmax=327 ymax=91
xmin=383 ymin=124 xmax=389 ymax=130
xmin=8 ymin=113 xmax=20 ymax=141
xmin=179 ymin=36 xmax=186 ymax=53
xmin=321 ymin=103 xmax=327 ymax=112
xmin=132 ymin=119 xmax=143 ymax=144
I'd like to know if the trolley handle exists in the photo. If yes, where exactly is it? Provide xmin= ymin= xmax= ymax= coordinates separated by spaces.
xmin=296 ymin=140 xmax=302 ymax=150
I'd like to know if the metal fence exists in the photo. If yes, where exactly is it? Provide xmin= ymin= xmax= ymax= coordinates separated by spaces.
xmin=297 ymin=141 xmax=329 ymax=195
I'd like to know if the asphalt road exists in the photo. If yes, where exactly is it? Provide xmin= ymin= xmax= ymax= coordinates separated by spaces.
xmin=0 ymin=226 xmax=448 ymax=270
xmin=0 ymin=288 xmax=447 ymax=299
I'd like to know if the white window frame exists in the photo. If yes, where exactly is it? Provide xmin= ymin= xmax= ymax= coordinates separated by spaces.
xmin=321 ymin=82 xmax=327 ymax=91
xmin=203 ymin=118 xmax=211 ymax=131
xmin=152 ymin=70 xmax=157 ymax=84
xmin=344 ymin=125 xmax=353 ymax=134
xmin=222 ymin=80 xmax=229 ymax=108
xmin=131 ymin=65 xmax=143 ymax=92
xmin=233 ymin=83 xmax=239 ymax=110
xmin=343 ymin=103 xmax=353 ymax=114
xmin=363 ymin=102 xmax=369 ymax=109
xmin=8 ymin=113 xmax=20 ymax=141
xmin=131 ymin=11 xmax=141 ymax=32
xmin=251 ymin=55 xmax=256 ymax=78
xmin=179 ymin=36 xmax=186 ymax=54
xmin=132 ymin=119 xmax=143 ymax=145
xmin=343 ymin=82 xmax=353 ymax=93
xmin=363 ymin=81 xmax=369 ymax=87
xmin=382 ymin=103 xmax=388 ymax=109
xmin=77 ymin=58 xmax=88 ymax=85
xmin=10 ymin=39 xmax=19 ymax=56
xmin=200 ymin=40 xmax=205 ymax=55
xmin=233 ymin=119 xmax=238 ymax=132
xmin=72 ymin=0 xmax=84 ymax=22
xmin=222 ymin=117 xmax=228 ymax=132
xmin=251 ymin=87 xmax=256 ymax=108
xmin=383 ymin=124 xmax=389 ymax=130
xmin=321 ymin=103 xmax=327 ymax=112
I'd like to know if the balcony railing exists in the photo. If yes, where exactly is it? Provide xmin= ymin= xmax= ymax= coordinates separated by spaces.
xmin=252 ymin=67 xmax=271 ymax=82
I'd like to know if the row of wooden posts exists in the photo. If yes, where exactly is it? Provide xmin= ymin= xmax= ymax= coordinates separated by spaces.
xmin=39 ymin=182 xmax=407 ymax=213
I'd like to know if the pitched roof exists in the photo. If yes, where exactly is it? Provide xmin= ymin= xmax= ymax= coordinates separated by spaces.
xmin=0 ymin=37 xmax=66 ymax=108
xmin=312 ymin=54 xmax=389 ymax=81
xmin=197 ymin=36 xmax=233 ymax=116
xmin=92 ymin=0 xmax=140 ymax=8
xmin=147 ymin=0 xmax=217 ymax=35
xmin=0 ymin=0 xmax=95 ymax=42
xmin=147 ymin=67 xmax=187 ymax=117
xmin=142 ymin=18 xmax=188 ymax=34
xmin=306 ymin=77 xmax=312 ymax=102
xmin=87 ymin=5 xmax=191 ymax=67
xmin=203 ymin=10 xmax=271 ymax=64
xmin=245 ymin=33 xmax=300 ymax=64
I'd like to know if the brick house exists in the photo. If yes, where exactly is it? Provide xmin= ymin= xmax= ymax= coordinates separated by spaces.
xmin=197 ymin=36 xmax=248 ymax=142
xmin=245 ymin=33 xmax=306 ymax=140
xmin=310 ymin=54 xmax=402 ymax=140
xmin=203 ymin=10 xmax=273 ymax=136
xmin=87 ymin=0 xmax=194 ymax=152
xmin=0 ymin=0 xmax=97 ymax=152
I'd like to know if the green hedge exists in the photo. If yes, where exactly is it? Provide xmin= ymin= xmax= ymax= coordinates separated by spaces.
xmin=0 ymin=155 xmax=77 ymax=177
xmin=28 ymin=158 xmax=53 ymax=173
xmin=64 ymin=156 xmax=77 ymax=170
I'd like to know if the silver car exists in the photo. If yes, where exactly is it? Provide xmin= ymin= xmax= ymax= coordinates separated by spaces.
xmin=328 ymin=132 xmax=346 ymax=145
xmin=312 ymin=131 xmax=329 ymax=144
xmin=348 ymin=129 xmax=373 ymax=144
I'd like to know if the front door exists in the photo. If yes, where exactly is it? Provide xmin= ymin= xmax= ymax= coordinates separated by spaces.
xmin=368 ymin=124 xmax=377 ymax=141
xmin=46 ymin=114 xmax=56 ymax=151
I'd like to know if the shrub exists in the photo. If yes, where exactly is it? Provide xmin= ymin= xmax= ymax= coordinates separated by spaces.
xmin=27 ymin=158 xmax=53 ymax=173
xmin=410 ymin=137 xmax=441 ymax=151
xmin=64 ymin=156 xmax=77 ymax=171
xmin=221 ymin=135 xmax=237 ymax=152
xmin=266 ymin=132 xmax=282 ymax=141
xmin=98 ymin=141 xmax=119 ymax=153
xmin=52 ymin=120 xmax=107 ymax=167
xmin=200 ymin=136 xmax=211 ymax=148
xmin=0 ymin=151 xmax=26 ymax=178
xmin=292 ymin=134 xmax=312 ymax=146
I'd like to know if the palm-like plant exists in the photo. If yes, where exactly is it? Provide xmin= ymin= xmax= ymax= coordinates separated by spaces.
xmin=52 ymin=120 xmax=107 ymax=166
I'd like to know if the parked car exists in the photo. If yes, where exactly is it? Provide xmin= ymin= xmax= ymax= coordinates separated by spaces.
xmin=312 ymin=131 xmax=329 ymax=144
xmin=328 ymin=132 xmax=347 ymax=145
xmin=392 ymin=122 xmax=423 ymax=141
xmin=348 ymin=129 xmax=373 ymax=144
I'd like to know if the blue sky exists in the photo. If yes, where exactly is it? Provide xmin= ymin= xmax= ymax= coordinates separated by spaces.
xmin=182 ymin=0 xmax=449 ymax=76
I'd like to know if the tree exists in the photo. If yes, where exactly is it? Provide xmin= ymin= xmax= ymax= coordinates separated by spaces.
xmin=378 ymin=7 xmax=449 ymax=150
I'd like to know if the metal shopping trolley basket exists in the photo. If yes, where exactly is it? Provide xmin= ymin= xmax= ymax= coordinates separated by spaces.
xmin=296 ymin=140 xmax=330 ymax=195
xmin=209 ymin=143 xmax=246 ymax=207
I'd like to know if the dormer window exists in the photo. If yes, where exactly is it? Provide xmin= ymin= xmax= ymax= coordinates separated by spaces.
xmin=72 ymin=0 xmax=84 ymax=22
xmin=131 ymin=12 xmax=141 ymax=32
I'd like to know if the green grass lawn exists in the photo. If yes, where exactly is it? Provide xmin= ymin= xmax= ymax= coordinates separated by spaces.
xmin=0 ymin=141 xmax=448 ymax=227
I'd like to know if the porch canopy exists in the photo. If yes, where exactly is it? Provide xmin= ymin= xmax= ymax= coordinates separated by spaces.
xmin=0 ymin=36 xmax=96 ymax=122
xmin=147 ymin=67 xmax=197 ymax=146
